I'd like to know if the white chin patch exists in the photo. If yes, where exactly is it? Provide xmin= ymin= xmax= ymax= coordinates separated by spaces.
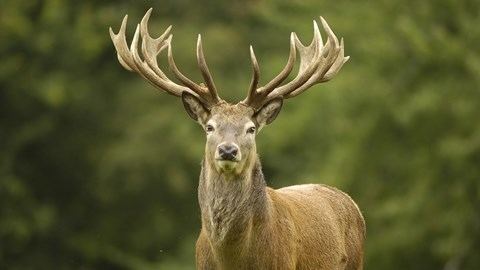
xmin=216 ymin=160 xmax=239 ymax=172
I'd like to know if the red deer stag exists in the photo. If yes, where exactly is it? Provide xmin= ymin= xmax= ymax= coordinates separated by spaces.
xmin=110 ymin=8 xmax=365 ymax=270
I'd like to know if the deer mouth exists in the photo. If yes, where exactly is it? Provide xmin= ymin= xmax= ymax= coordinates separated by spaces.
xmin=215 ymin=158 xmax=239 ymax=162
xmin=215 ymin=159 xmax=240 ymax=172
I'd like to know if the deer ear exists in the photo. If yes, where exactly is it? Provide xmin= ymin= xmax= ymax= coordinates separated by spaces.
xmin=181 ymin=91 xmax=210 ymax=125
xmin=254 ymin=98 xmax=283 ymax=131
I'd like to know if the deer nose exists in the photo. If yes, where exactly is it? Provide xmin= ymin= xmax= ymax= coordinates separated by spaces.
xmin=218 ymin=144 xmax=239 ymax=161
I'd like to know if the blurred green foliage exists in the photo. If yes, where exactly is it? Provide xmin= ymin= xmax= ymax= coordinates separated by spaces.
xmin=1 ymin=0 xmax=479 ymax=269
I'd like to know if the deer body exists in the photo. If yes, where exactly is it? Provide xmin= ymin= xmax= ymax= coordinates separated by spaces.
xmin=197 ymin=159 xmax=365 ymax=270
xmin=194 ymin=105 xmax=364 ymax=270
xmin=110 ymin=8 xmax=365 ymax=269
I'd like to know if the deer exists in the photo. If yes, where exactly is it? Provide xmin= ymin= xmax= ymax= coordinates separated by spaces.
xmin=110 ymin=8 xmax=365 ymax=270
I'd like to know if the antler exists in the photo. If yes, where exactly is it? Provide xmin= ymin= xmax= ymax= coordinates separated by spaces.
xmin=109 ymin=8 xmax=223 ymax=107
xmin=242 ymin=17 xmax=349 ymax=110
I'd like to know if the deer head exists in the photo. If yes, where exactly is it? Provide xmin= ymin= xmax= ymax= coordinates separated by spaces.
xmin=110 ymin=8 xmax=349 ymax=176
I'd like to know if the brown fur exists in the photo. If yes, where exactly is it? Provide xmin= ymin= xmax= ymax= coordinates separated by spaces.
xmin=196 ymin=158 xmax=365 ymax=270
xmin=194 ymin=104 xmax=365 ymax=270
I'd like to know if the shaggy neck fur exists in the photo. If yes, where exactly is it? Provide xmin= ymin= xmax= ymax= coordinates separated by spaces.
xmin=198 ymin=155 xmax=270 ymax=264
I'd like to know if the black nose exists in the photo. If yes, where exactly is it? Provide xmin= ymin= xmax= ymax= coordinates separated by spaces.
xmin=218 ymin=144 xmax=238 ymax=161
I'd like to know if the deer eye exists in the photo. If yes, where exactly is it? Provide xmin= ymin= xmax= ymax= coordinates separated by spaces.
xmin=206 ymin=124 xmax=215 ymax=133
xmin=246 ymin=126 xmax=256 ymax=134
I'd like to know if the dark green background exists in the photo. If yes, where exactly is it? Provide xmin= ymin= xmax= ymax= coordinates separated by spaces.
xmin=1 ymin=0 xmax=479 ymax=269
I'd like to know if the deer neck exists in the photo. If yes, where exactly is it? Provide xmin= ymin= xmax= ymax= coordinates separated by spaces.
xmin=198 ymin=155 xmax=270 ymax=249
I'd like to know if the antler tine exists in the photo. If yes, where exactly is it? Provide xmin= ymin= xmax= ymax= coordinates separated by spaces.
xmin=197 ymin=35 xmax=221 ymax=103
xmin=140 ymin=8 xmax=171 ymax=80
xmin=166 ymin=40 xmax=207 ymax=95
xmin=109 ymin=15 xmax=137 ymax=72
xmin=322 ymin=39 xmax=349 ymax=82
xmin=257 ymin=33 xmax=297 ymax=94
xmin=244 ymin=45 xmax=261 ymax=106
xmin=110 ymin=8 xmax=223 ymax=106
